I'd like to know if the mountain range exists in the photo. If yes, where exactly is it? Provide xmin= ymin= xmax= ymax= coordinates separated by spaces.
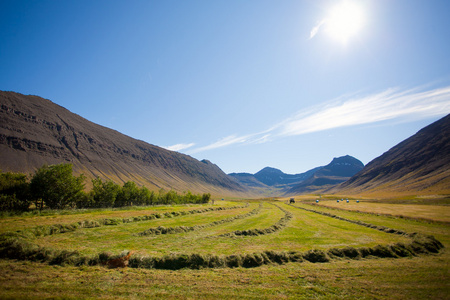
xmin=229 ymin=155 xmax=364 ymax=195
xmin=1 ymin=91 xmax=449 ymax=197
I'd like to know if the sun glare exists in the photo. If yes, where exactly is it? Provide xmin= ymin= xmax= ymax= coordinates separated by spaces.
xmin=325 ymin=1 xmax=365 ymax=44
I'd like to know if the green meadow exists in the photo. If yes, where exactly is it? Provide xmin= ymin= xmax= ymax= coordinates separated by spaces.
xmin=0 ymin=199 xmax=448 ymax=299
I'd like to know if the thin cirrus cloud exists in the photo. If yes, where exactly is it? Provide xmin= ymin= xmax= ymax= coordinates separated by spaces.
xmin=188 ymin=135 xmax=251 ymax=154
xmin=185 ymin=85 xmax=450 ymax=154
xmin=310 ymin=20 xmax=326 ymax=39
xmin=164 ymin=143 xmax=196 ymax=152
xmin=278 ymin=85 xmax=450 ymax=136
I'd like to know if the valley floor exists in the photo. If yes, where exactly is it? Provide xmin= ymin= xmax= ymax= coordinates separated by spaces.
xmin=0 ymin=200 xmax=449 ymax=299
xmin=307 ymin=197 xmax=450 ymax=223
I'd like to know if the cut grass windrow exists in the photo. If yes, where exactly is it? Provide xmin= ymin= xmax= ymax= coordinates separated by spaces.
xmin=3 ymin=204 xmax=249 ymax=240
xmin=0 ymin=233 xmax=442 ymax=270
xmin=218 ymin=203 xmax=293 ymax=237
xmin=137 ymin=203 xmax=263 ymax=236
xmin=0 ymin=202 xmax=444 ymax=270
xmin=288 ymin=204 xmax=408 ymax=235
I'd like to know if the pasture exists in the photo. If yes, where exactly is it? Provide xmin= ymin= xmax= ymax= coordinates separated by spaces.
xmin=0 ymin=199 xmax=448 ymax=299
xmin=310 ymin=197 xmax=450 ymax=223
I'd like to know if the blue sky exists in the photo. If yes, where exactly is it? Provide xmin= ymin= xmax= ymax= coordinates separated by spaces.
xmin=1 ymin=0 xmax=450 ymax=174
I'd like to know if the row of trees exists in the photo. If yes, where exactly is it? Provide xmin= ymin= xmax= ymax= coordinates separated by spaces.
xmin=0 ymin=163 xmax=211 ymax=211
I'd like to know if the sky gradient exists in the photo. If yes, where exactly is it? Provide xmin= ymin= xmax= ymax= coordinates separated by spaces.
xmin=1 ymin=0 xmax=450 ymax=174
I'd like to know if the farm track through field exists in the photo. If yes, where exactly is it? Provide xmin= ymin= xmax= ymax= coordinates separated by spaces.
xmin=0 ymin=201 xmax=445 ymax=270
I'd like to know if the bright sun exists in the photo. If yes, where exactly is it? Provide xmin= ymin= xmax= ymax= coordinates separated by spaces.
xmin=324 ymin=1 xmax=365 ymax=44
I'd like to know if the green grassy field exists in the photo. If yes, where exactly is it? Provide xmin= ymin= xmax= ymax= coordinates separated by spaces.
xmin=0 ymin=199 xmax=448 ymax=299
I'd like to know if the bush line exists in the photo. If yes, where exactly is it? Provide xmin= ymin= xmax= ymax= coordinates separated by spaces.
xmin=219 ymin=203 xmax=293 ymax=237
xmin=138 ymin=203 xmax=263 ymax=236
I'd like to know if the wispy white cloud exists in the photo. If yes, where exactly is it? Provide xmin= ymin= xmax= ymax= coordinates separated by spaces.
xmin=310 ymin=20 xmax=325 ymax=39
xmin=164 ymin=143 xmax=196 ymax=152
xmin=278 ymin=86 xmax=450 ymax=136
xmin=188 ymin=135 xmax=249 ymax=154
xmin=184 ymin=85 xmax=450 ymax=154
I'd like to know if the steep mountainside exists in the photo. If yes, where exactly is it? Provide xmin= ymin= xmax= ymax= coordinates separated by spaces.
xmin=335 ymin=114 xmax=450 ymax=196
xmin=286 ymin=155 xmax=364 ymax=195
xmin=0 ymin=91 xmax=247 ymax=195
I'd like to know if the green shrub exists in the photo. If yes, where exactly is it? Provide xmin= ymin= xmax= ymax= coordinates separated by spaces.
xmin=30 ymin=164 xmax=86 ymax=210
xmin=0 ymin=172 xmax=31 ymax=211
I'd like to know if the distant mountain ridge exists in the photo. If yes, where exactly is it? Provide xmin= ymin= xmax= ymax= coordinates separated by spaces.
xmin=0 ymin=91 xmax=248 ymax=195
xmin=286 ymin=155 xmax=364 ymax=195
xmin=334 ymin=114 xmax=450 ymax=196
xmin=229 ymin=167 xmax=319 ymax=190
xmin=254 ymin=166 xmax=321 ymax=186
xmin=229 ymin=155 xmax=364 ymax=195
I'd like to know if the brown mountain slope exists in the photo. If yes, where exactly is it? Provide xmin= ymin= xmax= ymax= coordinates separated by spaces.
xmin=0 ymin=91 xmax=248 ymax=196
xmin=334 ymin=114 xmax=450 ymax=196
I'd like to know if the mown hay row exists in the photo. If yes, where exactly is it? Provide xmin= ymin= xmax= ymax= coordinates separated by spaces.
xmin=289 ymin=204 xmax=409 ymax=236
xmin=287 ymin=203 xmax=444 ymax=257
xmin=311 ymin=203 xmax=450 ymax=225
xmin=0 ymin=202 xmax=444 ymax=270
xmin=5 ymin=203 xmax=249 ymax=239
xmin=219 ymin=203 xmax=293 ymax=237
xmin=138 ymin=203 xmax=263 ymax=236
xmin=0 ymin=234 xmax=443 ymax=270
